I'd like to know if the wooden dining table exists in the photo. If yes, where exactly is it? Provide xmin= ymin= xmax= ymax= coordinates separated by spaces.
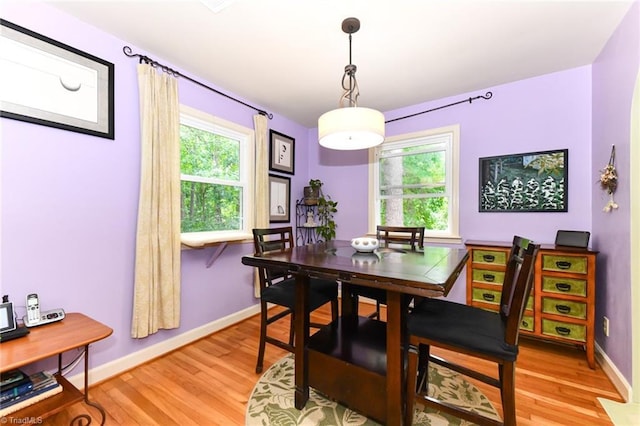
xmin=242 ymin=239 xmax=469 ymax=425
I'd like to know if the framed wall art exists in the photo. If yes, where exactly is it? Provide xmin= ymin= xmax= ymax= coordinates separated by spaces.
xmin=0 ymin=19 xmax=115 ymax=139
xmin=479 ymin=148 xmax=568 ymax=212
xmin=269 ymin=129 xmax=295 ymax=175
xmin=269 ymin=174 xmax=291 ymax=223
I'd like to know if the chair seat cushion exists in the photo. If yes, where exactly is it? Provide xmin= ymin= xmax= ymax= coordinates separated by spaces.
xmin=408 ymin=298 xmax=518 ymax=361
xmin=262 ymin=278 xmax=336 ymax=311
xmin=312 ymin=278 xmax=339 ymax=300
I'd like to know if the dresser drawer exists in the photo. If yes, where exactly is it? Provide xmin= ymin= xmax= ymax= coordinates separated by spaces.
xmin=472 ymin=288 xmax=501 ymax=305
xmin=472 ymin=249 xmax=507 ymax=265
xmin=521 ymin=315 xmax=534 ymax=332
xmin=542 ymin=297 xmax=587 ymax=319
xmin=542 ymin=276 xmax=587 ymax=297
xmin=472 ymin=269 xmax=505 ymax=285
xmin=542 ymin=319 xmax=586 ymax=342
xmin=541 ymin=254 xmax=588 ymax=274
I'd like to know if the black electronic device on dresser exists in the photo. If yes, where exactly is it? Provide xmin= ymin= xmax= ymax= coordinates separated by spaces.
xmin=0 ymin=296 xmax=29 ymax=343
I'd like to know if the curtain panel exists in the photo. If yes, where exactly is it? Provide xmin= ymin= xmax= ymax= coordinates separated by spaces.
xmin=131 ymin=64 xmax=181 ymax=338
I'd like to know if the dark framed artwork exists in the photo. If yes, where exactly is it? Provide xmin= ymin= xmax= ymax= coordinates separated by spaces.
xmin=0 ymin=19 xmax=115 ymax=139
xmin=479 ymin=149 xmax=568 ymax=212
xmin=269 ymin=174 xmax=291 ymax=223
xmin=269 ymin=130 xmax=295 ymax=175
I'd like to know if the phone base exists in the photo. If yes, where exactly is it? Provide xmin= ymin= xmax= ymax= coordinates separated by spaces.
xmin=23 ymin=308 xmax=66 ymax=327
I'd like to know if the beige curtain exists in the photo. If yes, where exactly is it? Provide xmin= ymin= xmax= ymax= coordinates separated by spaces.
xmin=131 ymin=64 xmax=182 ymax=338
xmin=253 ymin=114 xmax=269 ymax=297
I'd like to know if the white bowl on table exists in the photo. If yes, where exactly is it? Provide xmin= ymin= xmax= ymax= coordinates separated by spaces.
xmin=350 ymin=237 xmax=379 ymax=253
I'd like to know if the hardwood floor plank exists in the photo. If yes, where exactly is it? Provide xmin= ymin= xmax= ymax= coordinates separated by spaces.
xmin=46 ymin=303 xmax=622 ymax=425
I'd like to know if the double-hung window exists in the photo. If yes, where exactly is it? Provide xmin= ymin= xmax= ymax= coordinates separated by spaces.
xmin=179 ymin=105 xmax=254 ymax=246
xmin=369 ymin=125 xmax=460 ymax=242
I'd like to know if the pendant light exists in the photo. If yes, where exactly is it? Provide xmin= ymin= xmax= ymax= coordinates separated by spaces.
xmin=318 ymin=17 xmax=385 ymax=150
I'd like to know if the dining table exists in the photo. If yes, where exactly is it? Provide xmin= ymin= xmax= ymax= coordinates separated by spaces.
xmin=241 ymin=239 xmax=469 ymax=425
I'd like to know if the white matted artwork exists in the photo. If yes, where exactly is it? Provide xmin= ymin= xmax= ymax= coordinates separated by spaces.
xmin=269 ymin=130 xmax=295 ymax=175
xmin=269 ymin=174 xmax=290 ymax=223
xmin=0 ymin=19 xmax=114 ymax=139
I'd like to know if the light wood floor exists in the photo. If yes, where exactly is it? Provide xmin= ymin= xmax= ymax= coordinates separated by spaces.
xmin=51 ymin=303 xmax=624 ymax=425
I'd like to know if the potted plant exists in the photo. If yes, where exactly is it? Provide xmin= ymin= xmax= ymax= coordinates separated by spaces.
xmin=308 ymin=179 xmax=338 ymax=241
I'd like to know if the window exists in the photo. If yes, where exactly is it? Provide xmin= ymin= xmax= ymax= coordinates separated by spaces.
xmin=369 ymin=125 xmax=460 ymax=242
xmin=179 ymin=105 xmax=254 ymax=246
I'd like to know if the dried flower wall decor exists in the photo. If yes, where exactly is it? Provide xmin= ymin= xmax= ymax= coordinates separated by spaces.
xmin=599 ymin=145 xmax=618 ymax=212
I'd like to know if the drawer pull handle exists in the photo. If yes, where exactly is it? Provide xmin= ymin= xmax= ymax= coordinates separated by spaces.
xmin=482 ymin=255 xmax=495 ymax=262
xmin=555 ymin=305 xmax=571 ymax=314
xmin=555 ymin=326 xmax=571 ymax=336
xmin=483 ymin=274 xmax=495 ymax=282
xmin=556 ymin=261 xmax=572 ymax=269
xmin=555 ymin=282 xmax=571 ymax=292
xmin=482 ymin=293 xmax=495 ymax=302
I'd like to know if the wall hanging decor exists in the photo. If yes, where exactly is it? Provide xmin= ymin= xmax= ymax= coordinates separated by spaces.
xmin=599 ymin=144 xmax=618 ymax=212
xmin=479 ymin=149 xmax=568 ymax=212
xmin=269 ymin=174 xmax=291 ymax=223
xmin=269 ymin=130 xmax=295 ymax=175
xmin=0 ymin=19 xmax=114 ymax=139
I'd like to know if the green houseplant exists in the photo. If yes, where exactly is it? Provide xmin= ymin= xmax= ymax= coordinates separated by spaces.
xmin=308 ymin=179 xmax=338 ymax=241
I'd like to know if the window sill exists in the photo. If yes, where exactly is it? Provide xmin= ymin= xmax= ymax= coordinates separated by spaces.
xmin=181 ymin=231 xmax=252 ymax=249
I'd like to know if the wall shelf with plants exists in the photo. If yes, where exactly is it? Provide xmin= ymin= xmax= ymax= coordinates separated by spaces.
xmin=295 ymin=179 xmax=338 ymax=245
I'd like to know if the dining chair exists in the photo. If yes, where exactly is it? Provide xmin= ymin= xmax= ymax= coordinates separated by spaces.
xmin=252 ymin=226 xmax=339 ymax=373
xmin=351 ymin=226 xmax=425 ymax=319
xmin=404 ymin=235 xmax=539 ymax=426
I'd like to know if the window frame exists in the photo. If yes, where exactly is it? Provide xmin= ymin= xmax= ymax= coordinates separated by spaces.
xmin=368 ymin=124 xmax=461 ymax=243
xmin=179 ymin=105 xmax=254 ymax=248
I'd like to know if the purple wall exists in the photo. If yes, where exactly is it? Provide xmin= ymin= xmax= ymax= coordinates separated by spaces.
xmin=592 ymin=2 xmax=639 ymax=382
xmin=0 ymin=3 xmax=308 ymax=372
xmin=2 ymin=2 xmax=637 ymax=386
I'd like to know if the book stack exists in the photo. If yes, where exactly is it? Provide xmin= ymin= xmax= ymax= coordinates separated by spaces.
xmin=0 ymin=369 xmax=62 ymax=416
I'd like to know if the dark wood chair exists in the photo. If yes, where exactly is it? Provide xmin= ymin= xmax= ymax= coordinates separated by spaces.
xmin=351 ymin=226 xmax=425 ymax=319
xmin=252 ymin=226 xmax=339 ymax=373
xmin=404 ymin=235 xmax=539 ymax=426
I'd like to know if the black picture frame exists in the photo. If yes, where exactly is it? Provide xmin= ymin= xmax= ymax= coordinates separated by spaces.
xmin=269 ymin=174 xmax=291 ymax=223
xmin=0 ymin=19 xmax=115 ymax=139
xmin=269 ymin=130 xmax=295 ymax=175
xmin=479 ymin=148 xmax=568 ymax=212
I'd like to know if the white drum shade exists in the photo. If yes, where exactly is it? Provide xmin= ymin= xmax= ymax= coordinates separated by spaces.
xmin=318 ymin=107 xmax=385 ymax=150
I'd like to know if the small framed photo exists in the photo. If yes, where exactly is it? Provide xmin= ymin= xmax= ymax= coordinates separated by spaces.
xmin=269 ymin=130 xmax=295 ymax=175
xmin=0 ymin=19 xmax=115 ymax=139
xmin=269 ymin=174 xmax=291 ymax=223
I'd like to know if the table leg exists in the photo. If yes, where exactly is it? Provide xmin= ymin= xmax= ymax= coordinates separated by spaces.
xmin=294 ymin=273 xmax=310 ymax=409
xmin=386 ymin=291 xmax=404 ymax=425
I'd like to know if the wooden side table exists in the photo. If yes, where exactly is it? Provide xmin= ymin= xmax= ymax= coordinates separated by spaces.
xmin=0 ymin=313 xmax=113 ymax=424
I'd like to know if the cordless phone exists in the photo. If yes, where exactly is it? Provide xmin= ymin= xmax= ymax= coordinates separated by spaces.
xmin=26 ymin=293 xmax=40 ymax=325
xmin=23 ymin=293 xmax=65 ymax=327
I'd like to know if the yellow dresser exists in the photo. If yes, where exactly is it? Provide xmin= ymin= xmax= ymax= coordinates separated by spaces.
xmin=465 ymin=240 xmax=597 ymax=368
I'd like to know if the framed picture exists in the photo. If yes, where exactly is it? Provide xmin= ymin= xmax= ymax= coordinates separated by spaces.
xmin=269 ymin=130 xmax=295 ymax=175
xmin=0 ymin=19 xmax=115 ymax=139
xmin=269 ymin=174 xmax=291 ymax=223
xmin=479 ymin=148 xmax=568 ymax=212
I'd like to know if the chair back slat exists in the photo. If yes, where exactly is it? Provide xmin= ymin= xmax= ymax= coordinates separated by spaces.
xmin=376 ymin=225 xmax=425 ymax=251
xmin=500 ymin=235 xmax=539 ymax=346
xmin=252 ymin=227 xmax=295 ymax=289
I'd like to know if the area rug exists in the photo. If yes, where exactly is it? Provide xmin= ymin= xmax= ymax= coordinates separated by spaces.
xmin=246 ymin=354 xmax=500 ymax=425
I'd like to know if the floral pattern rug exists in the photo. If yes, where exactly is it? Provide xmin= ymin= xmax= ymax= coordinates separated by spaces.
xmin=246 ymin=354 xmax=500 ymax=425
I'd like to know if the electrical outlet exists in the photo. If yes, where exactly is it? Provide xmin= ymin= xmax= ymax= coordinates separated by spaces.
xmin=603 ymin=316 xmax=610 ymax=337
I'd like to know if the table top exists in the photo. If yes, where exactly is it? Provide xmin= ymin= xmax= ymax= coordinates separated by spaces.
xmin=242 ymin=240 xmax=469 ymax=297
xmin=0 ymin=313 xmax=113 ymax=372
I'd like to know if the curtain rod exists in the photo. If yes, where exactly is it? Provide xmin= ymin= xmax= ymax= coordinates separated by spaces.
xmin=123 ymin=46 xmax=273 ymax=119
xmin=385 ymin=91 xmax=493 ymax=124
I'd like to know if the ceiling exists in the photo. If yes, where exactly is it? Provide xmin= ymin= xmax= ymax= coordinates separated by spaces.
xmin=47 ymin=0 xmax=634 ymax=127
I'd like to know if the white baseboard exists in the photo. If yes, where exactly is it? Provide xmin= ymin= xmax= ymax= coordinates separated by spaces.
xmin=596 ymin=342 xmax=632 ymax=402
xmin=68 ymin=304 xmax=261 ymax=390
